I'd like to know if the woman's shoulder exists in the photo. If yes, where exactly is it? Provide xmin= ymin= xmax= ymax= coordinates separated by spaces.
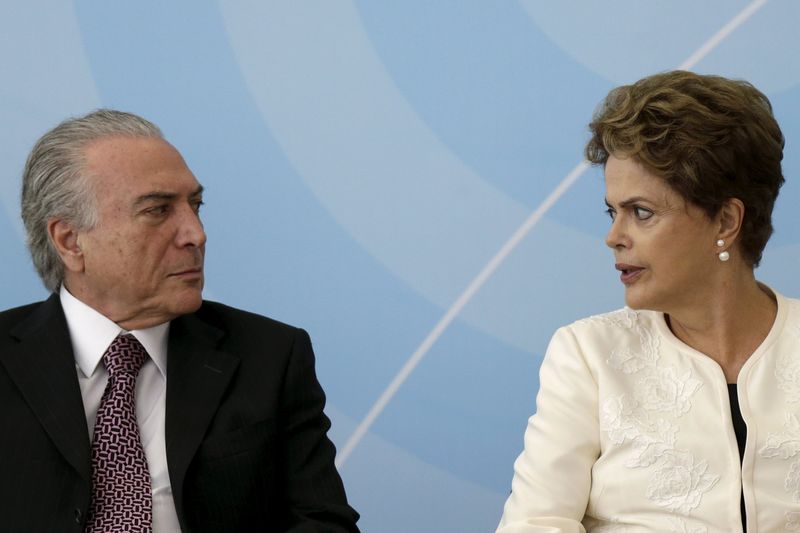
xmin=564 ymin=306 xmax=662 ymax=335
xmin=545 ymin=307 xmax=664 ymax=359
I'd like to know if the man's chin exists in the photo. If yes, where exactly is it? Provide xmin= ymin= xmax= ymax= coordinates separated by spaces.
xmin=172 ymin=289 xmax=204 ymax=316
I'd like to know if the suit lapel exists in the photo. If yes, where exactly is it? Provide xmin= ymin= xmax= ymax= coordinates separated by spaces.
xmin=2 ymin=294 xmax=91 ymax=481
xmin=165 ymin=310 xmax=239 ymax=514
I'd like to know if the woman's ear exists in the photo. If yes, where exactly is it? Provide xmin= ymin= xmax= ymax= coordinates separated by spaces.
xmin=713 ymin=198 xmax=745 ymax=263
xmin=716 ymin=198 xmax=745 ymax=244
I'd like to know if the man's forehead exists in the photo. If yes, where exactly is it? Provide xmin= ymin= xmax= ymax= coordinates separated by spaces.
xmin=83 ymin=135 xmax=199 ymax=192
xmin=84 ymin=135 xmax=178 ymax=166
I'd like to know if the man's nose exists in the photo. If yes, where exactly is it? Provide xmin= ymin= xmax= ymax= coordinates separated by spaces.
xmin=177 ymin=206 xmax=207 ymax=248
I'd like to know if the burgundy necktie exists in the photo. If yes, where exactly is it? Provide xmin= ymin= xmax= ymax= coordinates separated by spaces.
xmin=85 ymin=334 xmax=153 ymax=533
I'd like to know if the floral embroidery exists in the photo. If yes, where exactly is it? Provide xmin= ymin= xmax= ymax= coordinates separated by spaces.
xmin=607 ymin=347 xmax=649 ymax=374
xmin=596 ymin=309 xmax=718 ymax=520
xmin=788 ymin=300 xmax=800 ymax=339
xmin=646 ymin=450 xmax=719 ymax=513
xmin=786 ymin=461 xmax=800 ymax=502
xmin=775 ymin=349 xmax=800 ymax=403
xmin=760 ymin=413 xmax=800 ymax=460
xmin=667 ymin=517 xmax=708 ymax=533
xmin=626 ymin=418 xmax=678 ymax=468
xmin=786 ymin=511 xmax=800 ymax=531
xmin=601 ymin=396 xmax=646 ymax=444
xmin=634 ymin=367 xmax=702 ymax=416
xmin=588 ymin=308 xmax=637 ymax=330
xmin=762 ymin=301 xmax=800 ymax=528
xmin=604 ymin=310 xmax=660 ymax=374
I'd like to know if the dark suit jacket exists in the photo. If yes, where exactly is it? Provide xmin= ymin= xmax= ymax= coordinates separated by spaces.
xmin=0 ymin=294 xmax=359 ymax=532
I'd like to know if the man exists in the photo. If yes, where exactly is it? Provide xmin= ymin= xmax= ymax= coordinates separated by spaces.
xmin=0 ymin=110 xmax=360 ymax=532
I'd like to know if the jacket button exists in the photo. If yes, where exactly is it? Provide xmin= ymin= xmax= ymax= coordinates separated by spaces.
xmin=73 ymin=508 xmax=83 ymax=524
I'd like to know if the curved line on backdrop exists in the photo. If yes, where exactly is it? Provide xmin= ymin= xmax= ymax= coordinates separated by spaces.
xmin=336 ymin=0 xmax=770 ymax=468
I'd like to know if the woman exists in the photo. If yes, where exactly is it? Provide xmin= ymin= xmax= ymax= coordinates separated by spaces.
xmin=497 ymin=71 xmax=793 ymax=532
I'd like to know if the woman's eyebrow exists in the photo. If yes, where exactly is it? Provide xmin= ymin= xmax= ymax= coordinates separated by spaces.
xmin=605 ymin=196 xmax=652 ymax=208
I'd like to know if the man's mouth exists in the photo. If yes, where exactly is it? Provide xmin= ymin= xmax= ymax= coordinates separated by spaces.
xmin=170 ymin=267 xmax=203 ymax=278
xmin=615 ymin=263 xmax=645 ymax=284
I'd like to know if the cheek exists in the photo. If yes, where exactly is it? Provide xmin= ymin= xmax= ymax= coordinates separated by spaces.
xmin=652 ymin=236 xmax=707 ymax=278
xmin=106 ymin=235 xmax=154 ymax=274
xmin=139 ymin=239 xmax=178 ymax=277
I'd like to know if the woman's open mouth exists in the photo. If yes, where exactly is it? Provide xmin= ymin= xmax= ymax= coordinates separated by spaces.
xmin=615 ymin=263 xmax=645 ymax=285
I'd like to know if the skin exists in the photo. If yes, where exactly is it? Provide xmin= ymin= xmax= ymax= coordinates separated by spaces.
xmin=48 ymin=135 xmax=206 ymax=330
xmin=604 ymin=154 xmax=776 ymax=382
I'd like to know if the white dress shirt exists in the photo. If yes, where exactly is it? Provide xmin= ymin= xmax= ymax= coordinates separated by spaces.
xmin=60 ymin=286 xmax=182 ymax=532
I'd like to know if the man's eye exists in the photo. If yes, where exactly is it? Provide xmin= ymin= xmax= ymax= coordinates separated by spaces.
xmin=146 ymin=205 xmax=169 ymax=216
xmin=633 ymin=206 xmax=653 ymax=220
xmin=192 ymin=200 xmax=204 ymax=214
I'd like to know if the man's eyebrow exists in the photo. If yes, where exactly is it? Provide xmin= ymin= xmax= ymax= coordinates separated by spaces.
xmin=134 ymin=192 xmax=177 ymax=207
xmin=133 ymin=185 xmax=204 ymax=207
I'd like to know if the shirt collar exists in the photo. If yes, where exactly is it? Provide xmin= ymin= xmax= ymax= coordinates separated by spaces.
xmin=60 ymin=285 xmax=169 ymax=379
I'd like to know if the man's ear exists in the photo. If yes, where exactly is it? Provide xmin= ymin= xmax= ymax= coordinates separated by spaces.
xmin=715 ymin=197 xmax=745 ymax=248
xmin=47 ymin=218 xmax=85 ymax=273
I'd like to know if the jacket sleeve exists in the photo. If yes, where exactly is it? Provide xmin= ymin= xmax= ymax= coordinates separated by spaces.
xmin=496 ymin=326 xmax=600 ymax=533
xmin=279 ymin=328 xmax=360 ymax=532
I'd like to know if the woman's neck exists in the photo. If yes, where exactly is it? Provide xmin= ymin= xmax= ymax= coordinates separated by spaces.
xmin=665 ymin=273 xmax=777 ymax=384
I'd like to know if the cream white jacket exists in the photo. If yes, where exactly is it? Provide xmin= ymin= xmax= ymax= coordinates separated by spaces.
xmin=498 ymin=289 xmax=800 ymax=532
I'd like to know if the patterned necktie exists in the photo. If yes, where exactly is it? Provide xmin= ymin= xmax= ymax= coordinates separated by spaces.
xmin=86 ymin=334 xmax=153 ymax=533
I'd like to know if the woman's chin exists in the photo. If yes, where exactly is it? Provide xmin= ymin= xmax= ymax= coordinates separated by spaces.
xmin=623 ymin=288 xmax=650 ymax=310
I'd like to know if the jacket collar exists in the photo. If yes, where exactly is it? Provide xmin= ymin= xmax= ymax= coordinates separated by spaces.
xmin=3 ymin=293 xmax=92 ymax=481
xmin=2 ymin=295 xmax=240 ymax=517
xmin=164 ymin=308 xmax=240 ymax=523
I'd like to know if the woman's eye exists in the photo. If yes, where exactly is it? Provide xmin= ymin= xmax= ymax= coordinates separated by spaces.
xmin=605 ymin=208 xmax=616 ymax=221
xmin=633 ymin=206 xmax=653 ymax=220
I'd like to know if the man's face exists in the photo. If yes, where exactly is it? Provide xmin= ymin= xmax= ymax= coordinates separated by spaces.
xmin=66 ymin=135 xmax=206 ymax=329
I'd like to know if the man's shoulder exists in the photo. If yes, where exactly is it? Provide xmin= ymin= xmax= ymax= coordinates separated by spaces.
xmin=190 ymin=299 xmax=304 ymax=340
xmin=0 ymin=298 xmax=54 ymax=333
xmin=0 ymin=300 xmax=45 ymax=318
xmin=174 ymin=300 xmax=314 ymax=362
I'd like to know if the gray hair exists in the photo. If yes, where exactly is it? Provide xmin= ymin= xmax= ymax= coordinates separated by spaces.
xmin=21 ymin=109 xmax=163 ymax=292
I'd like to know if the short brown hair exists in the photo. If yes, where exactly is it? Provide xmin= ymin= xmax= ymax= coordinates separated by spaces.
xmin=586 ymin=70 xmax=784 ymax=267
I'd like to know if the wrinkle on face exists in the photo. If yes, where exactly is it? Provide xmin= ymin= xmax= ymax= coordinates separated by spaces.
xmin=65 ymin=136 xmax=206 ymax=329
xmin=604 ymin=154 xmax=720 ymax=313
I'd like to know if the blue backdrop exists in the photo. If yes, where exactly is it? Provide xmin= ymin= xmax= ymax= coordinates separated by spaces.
xmin=2 ymin=1 xmax=799 ymax=531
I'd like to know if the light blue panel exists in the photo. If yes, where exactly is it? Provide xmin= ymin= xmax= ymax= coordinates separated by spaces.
xmin=370 ymin=317 xmax=542 ymax=492
xmin=0 ymin=1 xmax=101 ymax=306
xmin=220 ymin=1 xmax=532 ymax=308
xmin=0 ymin=1 xmax=101 ymax=202
xmin=0 ymin=212 xmax=43 ymax=306
xmin=331 ymin=404 xmax=507 ymax=533
xmin=1 ymin=1 xmax=799 ymax=531
xmin=518 ymin=0 xmax=800 ymax=91
xmin=69 ymin=0 xmax=446 ymax=422
xmin=354 ymin=0 xmax=610 ymax=210
xmin=770 ymin=86 xmax=800 ymax=249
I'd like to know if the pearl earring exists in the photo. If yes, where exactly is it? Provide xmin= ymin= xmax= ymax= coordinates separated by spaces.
xmin=716 ymin=239 xmax=729 ymax=261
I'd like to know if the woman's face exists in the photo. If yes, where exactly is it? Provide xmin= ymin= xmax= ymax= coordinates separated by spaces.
xmin=604 ymin=154 xmax=721 ymax=313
